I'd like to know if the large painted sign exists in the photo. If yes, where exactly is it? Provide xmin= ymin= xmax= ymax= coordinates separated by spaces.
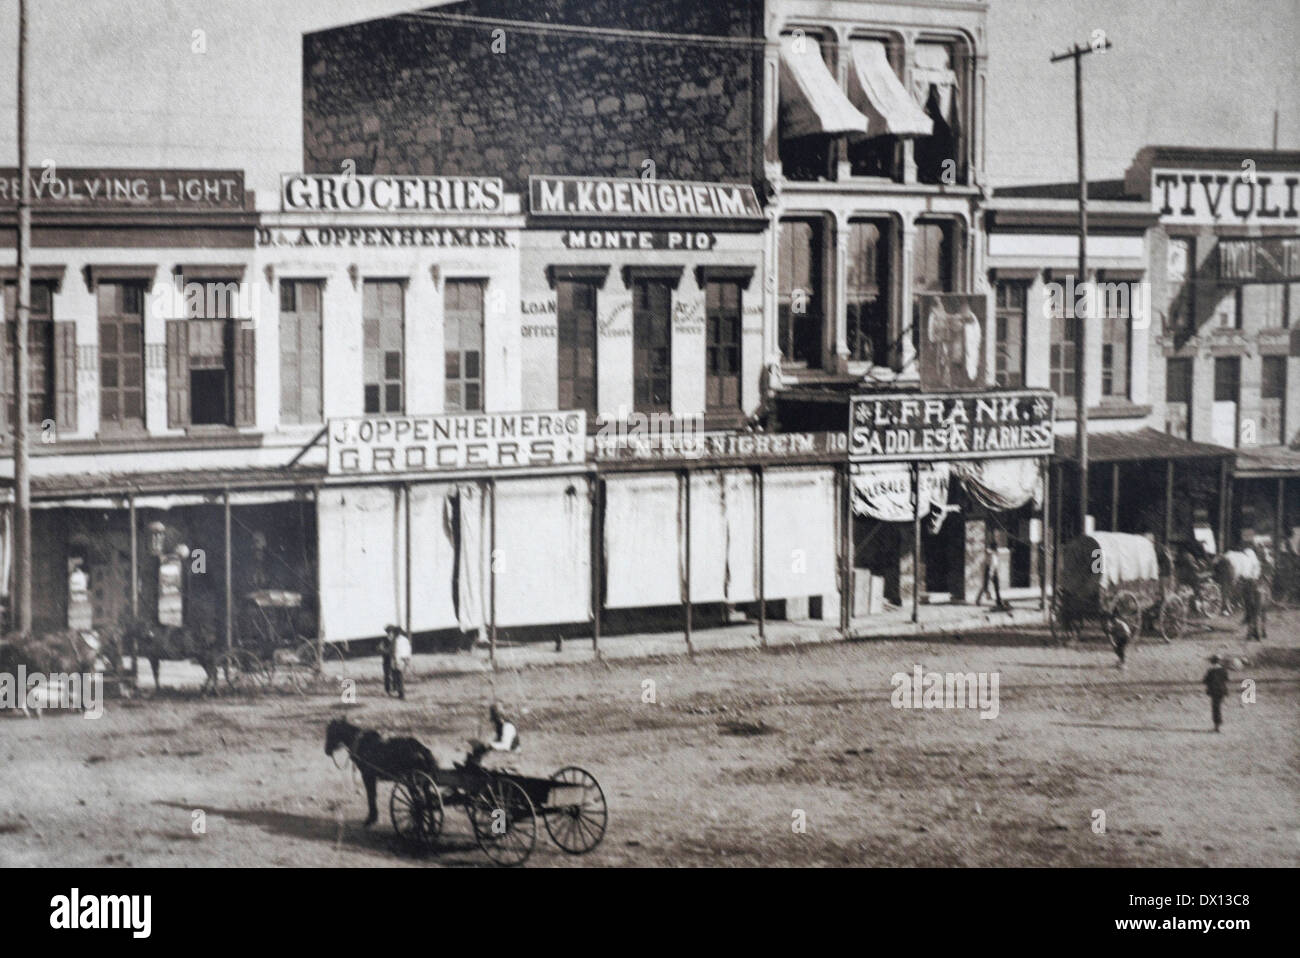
xmin=593 ymin=429 xmax=847 ymax=465
xmin=529 ymin=175 xmax=764 ymax=220
xmin=0 ymin=168 xmax=245 ymax=210
xmin=849 ymin=390 xmax=1055 ymax=463
xmin=1152 ymin=168 xmax=1300 ymax=224
xmin=328 ymin=412 xmax=587 ymax=475
xmin=281 ymin=174 xmax=506 ymax=213
xmin=915 ymin=293 xmax=990 ymax=392
xmin=1217 ymin=236 xmax=1300 ymax=283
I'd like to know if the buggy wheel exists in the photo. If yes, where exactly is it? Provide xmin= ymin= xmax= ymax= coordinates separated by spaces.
xmin=288 ymin=640 xmax=348 ymax=694
xmin=1159 ymin=595 xmax=1187 ymax=642
xmin=544 ymin=766 xmax=608 ymax=855
xmin=390 ymin=771 xmax=444 ymax=849
xmin=218 ymin=649 xmax=262 ymax=692
xmin=468 ymin=778 xmax=536 ymax=867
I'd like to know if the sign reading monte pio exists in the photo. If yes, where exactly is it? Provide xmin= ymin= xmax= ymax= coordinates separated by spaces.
xmin=530 ymin=175 xmax=764 ymax=220
xmin=849 ymin=390 xmax=1055 ymax=463
xmin=328 ymin=412 xmax=587 ymax=475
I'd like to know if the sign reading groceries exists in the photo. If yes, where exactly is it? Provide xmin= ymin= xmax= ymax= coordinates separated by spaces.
xmin=328 ymin=412 xmax=587 ymax=475
xmin=849 ymin=390 xmax=1054 ymax=463
xmin=530 ymin=175 xmax=763 ymax=219
xmin=282 ymin=174 xmax=505 ymax=213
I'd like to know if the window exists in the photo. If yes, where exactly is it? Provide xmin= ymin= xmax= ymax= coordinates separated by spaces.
xmin=363 ymin=280 xmax=404 ymax=414
xmin=779 ymin=33 xmax=834 ymax=182
xmin=778 ymin=218 xmax=825 ymax=366
xmin=1050 ymin=314 xmax=1079 ymax=400
xmin=444 ymin=279 xmax=484 ymax=413
xmin=556 ymin=280 xmax=597 ymax=417
xmin=1247 ymin=283 xmax=1288 ymax=330
xmin=1211 ymin=286 xmax=1241 ymax=329
xmin=847 ymin=221 xmax=892 ymax=367
xmin=913 ymin=41 xmax=964 ymax=185
xmin=632 ymin=280 xmax=672 ymax=413
xmin=1166 ymin=238 xmax=1193 ymax=331
xmin=705 ymin=280 xmax=742 ymax=411
xmin=846 ymin=39 xmax=902 ymax=179
xmin=98 ymin=281 xmax=145 ymax=433
xmin=279 ymin=280 xmax=323 ymax=425
xmin=993 ymin=281 xmax=1027 ymax=388
xmin=1100 ymin=276 xmax=1130 ymax=400
xmin=3 ymin=282 xmax=55 ymax=428
xmin=1213 ymin=356 xmax=1240 ymax=446
xmin=913 ymin=221 xmax=955 ymax=293
xmin=1260 ymin=355 xmax=1287 ymax=446
xmin=1165 ymin=357 xmax=1193 ymax=438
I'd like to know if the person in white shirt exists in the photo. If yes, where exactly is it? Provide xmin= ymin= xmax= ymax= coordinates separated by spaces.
xmin=467 ymin=705 xmax=520 ymax=764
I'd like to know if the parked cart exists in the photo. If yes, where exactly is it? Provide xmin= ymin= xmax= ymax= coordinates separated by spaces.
xmin=1050 ymin=532 xmax=1186 ymax=645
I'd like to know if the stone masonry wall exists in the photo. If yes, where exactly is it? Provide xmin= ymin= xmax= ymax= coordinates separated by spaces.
xmin=303 ymin=0 xmax=765 ymax=190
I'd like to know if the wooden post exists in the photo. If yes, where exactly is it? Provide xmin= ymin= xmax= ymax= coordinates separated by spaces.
xmin=12 ymin=0 xmax=32 ymax=635
xmin=224 ymin=489 xmax=233 ymax=651
xmin=840 ymin=463 xmax=851 ymax=635
xmin=1164 ymin=459 xmax=1175 ymax=544
xmin=1110 ymin=462 xmax=1120 ymax=531
xmin=1039 ymin=461 xmax=1050 ymax=611
xmin=404 ymin=483 xmax=412 ymax=636
xmin=1053 ymin=462 xmax=1063 ymax=601
xmin=756 ymin=465 xmax=766 ymax=646
xmin=1218 ymin=458 xmax=1229 ymax=551
xmin=488 ymin=478 xmax=497 ymax=666
xmin=682 ymin=469 xmax=693 ymax=655
xmin=1276 ymin=477 xmax=1285 ymax=549
xmin=590 ymin=474 xmax=601 ymax=655
xmin=129 ymin=492 xmax=139 ymax=680
xmin=911 ymin=460 xmax=921 ymax=624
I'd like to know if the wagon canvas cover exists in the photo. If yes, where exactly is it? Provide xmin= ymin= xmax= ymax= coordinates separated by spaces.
xmin=1061 ymin=533 xmax=1162 ymax=608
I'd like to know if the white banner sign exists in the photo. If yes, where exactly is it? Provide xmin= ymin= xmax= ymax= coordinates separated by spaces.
xmin=1152 ymin=168 xmax=1300 ymax=224
xmin=851 ymin=464 xmax=950 ymax=522
xmin=328 ymin=412 xmax=587 ymax=475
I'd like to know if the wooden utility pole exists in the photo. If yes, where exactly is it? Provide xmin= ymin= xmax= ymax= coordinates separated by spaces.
xmin=13 ymin=0 xmax=33 ymax=634
xmin=1051 ymin=36 xmax=1111 ymax=535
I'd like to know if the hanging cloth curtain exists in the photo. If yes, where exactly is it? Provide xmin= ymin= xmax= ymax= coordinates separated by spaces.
xmin=911 ymin=43 xmax=959 ymax=127
xmin=953 ymin=458 xmax=1042 ymax=512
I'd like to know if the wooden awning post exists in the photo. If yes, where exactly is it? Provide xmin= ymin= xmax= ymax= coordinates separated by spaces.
xmin=590 ymin=474 xmax=601 ymax=656
xmin=839 ymin=463 xmax=851 ymax=636
xmin=404 ymin=482 xmax=412 ymax=636
xmin=1110 ymin=462 xmax=1120 ymax=530
xmin=1164 ymin=460 xmax=1175 ymax=544
xmin=682 ymin=469 xmax=693 ymax=657
xmin=1218 ymin=458 xmax=1229 ymax=551
xmin=488 ymin=478 xmax=497 ymax=668
xmin=1039 ymin=460 xmax=1050 ymax=611
xmin=224 ymin=489 xmax=233 ymax=651
xmin=756 ymin=465 xmax=766 ymax=647
xmin=911 ymin=460 xmax=921 ymax=625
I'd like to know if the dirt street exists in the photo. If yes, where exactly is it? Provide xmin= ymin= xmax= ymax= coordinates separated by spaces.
xmin=2 ymin=614 xmax=1297 ymax=867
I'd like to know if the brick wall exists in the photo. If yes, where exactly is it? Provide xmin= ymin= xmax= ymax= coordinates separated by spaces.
xmin=303 ymin=0 xmax=764 ymax=190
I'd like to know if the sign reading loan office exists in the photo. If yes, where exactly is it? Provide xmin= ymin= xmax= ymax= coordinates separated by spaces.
xmin=849 ymin=391 xmax=1055 ymax=463
xmin=329 ymin=412 xmax=587 ymax=475
xmin=529 ymin=175 xmax=764 ymax=220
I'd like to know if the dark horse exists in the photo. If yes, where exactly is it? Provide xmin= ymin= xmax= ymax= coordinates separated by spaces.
xmin=119 ymin=618 xmax=224 ymax=696
xmin=325 ymin=718 xmax=438 ymax=826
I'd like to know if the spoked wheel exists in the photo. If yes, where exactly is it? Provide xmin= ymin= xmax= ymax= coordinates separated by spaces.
xmin=219 ymin=649 xmax=267 ymax=693
xmin=1159 ymin=595 xmax=1187 ymax=643
xmin=468 ymin=778 xmax=537 ymax=867
xmin=390 ymin=771 xmax=444 ymax=850
xmin=287 ymin=640 xmax=348 ymax=694
xmin=544 ymin=766 xmax=608 ymax=855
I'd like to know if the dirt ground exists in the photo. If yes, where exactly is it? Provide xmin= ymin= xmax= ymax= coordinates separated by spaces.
xmin=2 ymin=611 xmax=1297 ymax=868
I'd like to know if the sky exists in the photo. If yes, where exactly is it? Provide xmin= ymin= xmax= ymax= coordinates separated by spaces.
xmin=0 ymin=0 xmax=1297 ymax=199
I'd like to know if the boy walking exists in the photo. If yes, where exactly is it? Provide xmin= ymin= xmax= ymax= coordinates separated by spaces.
xmin=1203 ymin=654 xmax=1230 ymax=732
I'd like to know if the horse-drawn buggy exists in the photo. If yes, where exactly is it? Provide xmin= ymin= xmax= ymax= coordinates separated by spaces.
xmin=1050 ymin=532 xmax=1187 ymax=645
xmin=209 ymin=590 xmax=346 ymax=693
xmin=390 ymin=758 xmax=608 ymax=867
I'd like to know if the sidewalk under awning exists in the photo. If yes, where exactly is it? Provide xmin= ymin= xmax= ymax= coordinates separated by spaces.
xmin=848 ymin=40 xmax=933 ymax=137
xmin=779 ymin=34 xmax=871 ymax=139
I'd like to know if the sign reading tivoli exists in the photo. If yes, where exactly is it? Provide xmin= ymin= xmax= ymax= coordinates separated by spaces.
xmin=329 ymin=411 xmax=587 ymax=475
xmin=849 ymin=390 xmax=1055 ymax=463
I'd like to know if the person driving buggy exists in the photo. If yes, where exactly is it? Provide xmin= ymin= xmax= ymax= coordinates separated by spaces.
xmin=465 ymin=704 xmax=521 ymax=765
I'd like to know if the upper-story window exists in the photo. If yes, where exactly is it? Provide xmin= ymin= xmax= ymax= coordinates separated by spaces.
xmin=3 ymin=281 xmax=57 ymax=429
xmin=913 ymin=40 xmax=965 ymax=185
xmin=166 ymin=277 xmax=255 ymax=428
xmin=444 ymin=279 xmax=484 ymax=413
xmin=846 ymin=38 xmax=932 ymax=181
xmin=778 ymin=217 xmax=826 ymax=367
xmin=279 ymin=280 xmax=323 ymax=425
xmin=846 ymin=219 xmax=894 ymax=366
xmin=363 ymin=279 xmax=404 ymax=415
xmin=778 ymin=32 xmax=841 ymax=182
xmin=993 ymin=280 xmax=1027 ymax=388
xmin=1099 ymin=272 xmax=1131 ymax=401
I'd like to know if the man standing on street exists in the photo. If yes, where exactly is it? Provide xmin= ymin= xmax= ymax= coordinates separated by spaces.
xmin=1203 ymin=654 xmax=1230 ymax=732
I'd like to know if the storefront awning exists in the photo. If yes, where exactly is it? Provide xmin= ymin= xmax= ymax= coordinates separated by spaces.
xmin=848 ymin=40 xmax=933 ymax=138
xmin=779 ymin=35 xmax=871 ymax=139
xmin=1232 ymin=446 xmax=1300 ymax=479
xmin=24 ymin=465 xmax=326 ymax=503
xmin=1054 ymin=428 xmax=1235 ymax=463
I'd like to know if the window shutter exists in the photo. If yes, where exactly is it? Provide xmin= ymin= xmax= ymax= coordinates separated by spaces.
xmin=166 ymin=319 xmax=190 ymax=428
xmin=0 ymin=322 xmax=10 ymax=437
xmin=54 ymin=321 xmax=77 ymax=434
xmin=234 ymin=324 xmax=256 ymax=427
